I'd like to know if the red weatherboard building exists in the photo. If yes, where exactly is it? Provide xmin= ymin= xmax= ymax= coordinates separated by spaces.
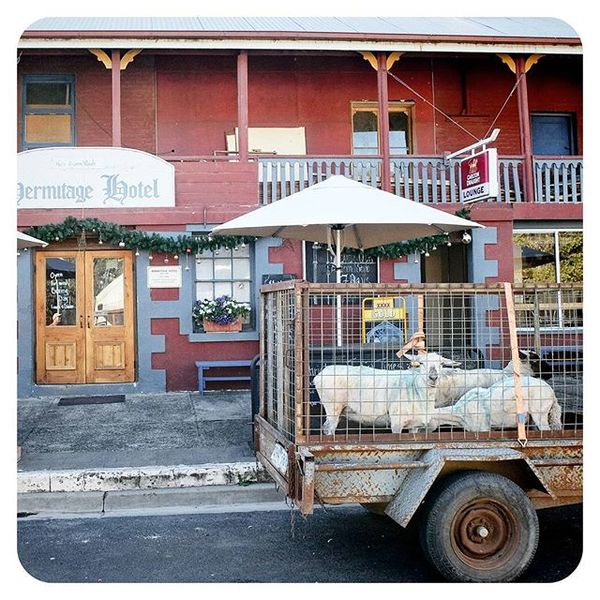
xmin=16 ymin=18 xmax=583 ymax=397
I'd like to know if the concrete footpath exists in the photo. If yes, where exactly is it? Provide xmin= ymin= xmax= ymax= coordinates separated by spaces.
xmin=17 ymin=391 xmax=283 ymax=515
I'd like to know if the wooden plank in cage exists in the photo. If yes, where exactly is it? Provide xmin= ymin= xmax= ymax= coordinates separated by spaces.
xmin=417 ymin=294 xmax=424 ymax=335
xmin=504 ymin=282 xmax=527 ymax=445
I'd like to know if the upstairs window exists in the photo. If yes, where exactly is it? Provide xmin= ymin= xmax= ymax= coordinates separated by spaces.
xmin=22 ymin=75 xmax=75 ymax=150
xmin=352 ymin=101 xmax=413 ymax=155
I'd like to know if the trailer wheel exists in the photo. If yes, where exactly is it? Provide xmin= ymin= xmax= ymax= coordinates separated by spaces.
xmin=420 ymin=470 xmax=539 ymax=583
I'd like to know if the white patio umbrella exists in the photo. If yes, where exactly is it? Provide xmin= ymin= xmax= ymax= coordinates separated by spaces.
xmin=17 ymin=231 xmax=48 ymax=249
xmin=211 ymin=175 xmax=483 ymax=344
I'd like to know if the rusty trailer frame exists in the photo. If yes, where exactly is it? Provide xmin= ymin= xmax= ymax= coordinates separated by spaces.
xmin=255 ymin=281 xmax=582 ymax=519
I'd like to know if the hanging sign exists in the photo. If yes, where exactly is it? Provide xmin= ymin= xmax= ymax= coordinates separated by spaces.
xmin=459 ymin=148 xmax=499 ymax=203
xmin=17 ymin=147 xmax=175 ymax=209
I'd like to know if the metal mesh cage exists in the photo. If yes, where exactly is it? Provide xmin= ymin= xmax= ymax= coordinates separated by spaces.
xmin=260 ymin=282 xmax=582 ymax=444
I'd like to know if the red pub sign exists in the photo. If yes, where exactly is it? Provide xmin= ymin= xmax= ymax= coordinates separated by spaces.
xmin=459 ymin=148 xmax=499 ymax=203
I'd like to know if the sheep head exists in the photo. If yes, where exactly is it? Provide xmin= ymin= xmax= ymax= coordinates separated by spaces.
xmin=403 ymin=352 xmax=460 ymax=387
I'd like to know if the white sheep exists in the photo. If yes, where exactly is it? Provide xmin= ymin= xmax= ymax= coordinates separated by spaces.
xmin=428 ymin=375 xmax=562 ymax=432
xmin=313 ymin=353 xmax=455 ymax=435
xmin=432 ymin=354 xmax=536 ymax=408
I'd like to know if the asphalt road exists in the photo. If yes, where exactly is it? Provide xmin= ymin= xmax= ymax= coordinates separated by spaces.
xmin=17 ymin=503 xmax=583 ymax=583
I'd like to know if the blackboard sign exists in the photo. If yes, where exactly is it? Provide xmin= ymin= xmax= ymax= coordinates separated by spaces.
xmin=261 ymin=273 xmax=297 ymax=285
xmin=304 ymin=242 xmax=378 ymax=284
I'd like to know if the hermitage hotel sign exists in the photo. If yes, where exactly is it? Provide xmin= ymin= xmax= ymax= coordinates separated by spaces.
xmin=17 ymin=147 xmax=175 ymax=209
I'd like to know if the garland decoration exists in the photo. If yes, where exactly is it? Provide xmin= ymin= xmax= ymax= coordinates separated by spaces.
xmin=24 ymin=208 xmax=471 ymax=260
xmin=362 ymin=207 xmax=472 ymax=259
xmin=24 ymin=216 xmax=256 ymax=255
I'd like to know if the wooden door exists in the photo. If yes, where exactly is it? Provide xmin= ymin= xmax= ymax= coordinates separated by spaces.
xmin=35 ymin=251 xmax=86 ymax=384
xmin=35 ymin=250 xmax=135 ymax=384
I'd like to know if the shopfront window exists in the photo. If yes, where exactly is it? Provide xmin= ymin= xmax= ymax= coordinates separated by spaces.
xmin=194 ymin=243 xmax=253 ymax=331
xmin=22 ymin=75 xmax=75 ymax=150
xmin=513 ymin=230 xmax=582 ymax=328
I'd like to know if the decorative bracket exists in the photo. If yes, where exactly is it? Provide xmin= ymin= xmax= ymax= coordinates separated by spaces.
xmin=360 ymin=51 xmax=403 ymax=71
xmin=497 ymin=53 xmax=544 ymax=74
xmin=120 ymin=49 xmax=142 ymax=70
xmin=88 ymin=48 xmax=142 ymax=70
xmin=360 ymin=51 xmax=378 ymax=71
xmin=89 ymin=48 xmax=112 ymax=69
xmin=386 ymin=51 xmax=403 ymax=71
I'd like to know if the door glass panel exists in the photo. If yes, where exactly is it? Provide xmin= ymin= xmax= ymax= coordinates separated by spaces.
xmin=45 ymin=256 xmax=77 ymax=326
xmin=389 ymin=111 xmax=409 ymax=154
xmin=93 ymin=257 xmax=125 ymax=326
xmin=353 ymin=111 xmax=379 ymax=154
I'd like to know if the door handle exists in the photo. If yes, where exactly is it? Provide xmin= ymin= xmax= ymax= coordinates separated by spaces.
xmin=80 ymin=315 xmax=84 ymax=328
xmin=87 ymin=315 xmax=91 ymax=329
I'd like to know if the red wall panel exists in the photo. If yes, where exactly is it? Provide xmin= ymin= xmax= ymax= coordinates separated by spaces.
xmin=151 ymin=318 xmax=258 ymax=391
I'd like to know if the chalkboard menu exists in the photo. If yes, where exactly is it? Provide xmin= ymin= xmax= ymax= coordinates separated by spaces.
xmin=261 ymin=273 xmax=297 ymax=285
xmin=304 ymin=242 xmax=378 ymax=284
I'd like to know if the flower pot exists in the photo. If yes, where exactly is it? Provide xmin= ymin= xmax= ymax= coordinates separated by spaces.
xmin=202 ymin=319 xmax=242 ymax=333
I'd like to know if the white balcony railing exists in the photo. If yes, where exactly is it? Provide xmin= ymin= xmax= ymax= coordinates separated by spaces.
xmin=258 ymin=155 xmax=582 ymax=205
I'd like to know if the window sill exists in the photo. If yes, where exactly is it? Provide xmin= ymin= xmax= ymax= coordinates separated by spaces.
xmin=188 ymin=330 xmax=259 ymax=343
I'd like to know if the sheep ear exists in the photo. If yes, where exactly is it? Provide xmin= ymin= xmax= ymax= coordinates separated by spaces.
xmin=442 ymin=359 xmax=461 ymax=367
xmin=403 ymin=352 xmax=421 ymax=365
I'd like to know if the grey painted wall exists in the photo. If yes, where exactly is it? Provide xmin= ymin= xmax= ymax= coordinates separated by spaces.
xmin=469 ymin=226 xmax=501 ymax=368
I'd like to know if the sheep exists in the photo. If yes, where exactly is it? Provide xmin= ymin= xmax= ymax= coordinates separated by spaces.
xmin=428 ymin=375 xmax=562 ymax=432
xmin=313 ymin=352 xmax=455 ymax=435
xmin=431 ymin=351 xmax=537 ymax=408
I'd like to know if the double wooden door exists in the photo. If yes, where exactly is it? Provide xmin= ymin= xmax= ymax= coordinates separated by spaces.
xmin=35 ymin=250 xmax=135 ymax=384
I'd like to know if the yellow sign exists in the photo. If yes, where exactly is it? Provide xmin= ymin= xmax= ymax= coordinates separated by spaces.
xmin=361 ymin=296 xmax=408 ymax=343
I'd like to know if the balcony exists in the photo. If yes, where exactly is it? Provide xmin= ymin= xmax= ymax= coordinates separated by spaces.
xmin=257 ymin=155 xmax=582 ymax=205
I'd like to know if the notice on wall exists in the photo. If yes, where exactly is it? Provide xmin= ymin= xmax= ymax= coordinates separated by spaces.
xmin=17 ymin=147 xmax=175 ymax=209
xmin=147 ymin=266 xmax=182 ymax=288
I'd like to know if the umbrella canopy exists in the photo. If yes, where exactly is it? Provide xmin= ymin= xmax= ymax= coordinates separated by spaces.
xmin=211 ymin=175 xmax=482 ymax=248
xmin=17 ymin=231 xmax=48 ymax=249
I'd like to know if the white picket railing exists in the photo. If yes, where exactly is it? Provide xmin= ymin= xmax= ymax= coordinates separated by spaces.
xmin=534 ymin=157 xmax=582 ymax=203
xmin=258 ymin=155 xmax=556 ymax=205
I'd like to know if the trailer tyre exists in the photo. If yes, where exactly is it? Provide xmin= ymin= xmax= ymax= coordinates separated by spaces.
xmin=420 ymin=470 xmax=539 ymax=583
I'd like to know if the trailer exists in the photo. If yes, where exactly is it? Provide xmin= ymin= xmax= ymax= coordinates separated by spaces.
xmin=254 ymin=281 xmax=582 ymax=583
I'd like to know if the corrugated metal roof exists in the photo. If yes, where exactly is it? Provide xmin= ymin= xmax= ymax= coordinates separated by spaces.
xmin=24 ymin=16 xmax=579 ymax=39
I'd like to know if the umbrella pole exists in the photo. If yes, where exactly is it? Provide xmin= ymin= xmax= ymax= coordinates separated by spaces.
xmin=335 ymin=228 xmax=342 ymax=347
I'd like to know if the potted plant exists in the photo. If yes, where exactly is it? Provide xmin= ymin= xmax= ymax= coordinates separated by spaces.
xmin=193 ymin=295 xmax=251 ymax=333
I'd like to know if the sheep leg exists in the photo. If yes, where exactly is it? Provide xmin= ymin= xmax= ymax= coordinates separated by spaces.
xmin=390 ymin=416 xmax=407 ymax=434
xmin=322 ymin=412 xmax=341 ymax=436
xmin=530 ymin=411 xmax=551 ymax=431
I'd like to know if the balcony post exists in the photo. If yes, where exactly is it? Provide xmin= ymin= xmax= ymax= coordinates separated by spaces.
xmin=377 ymin=52 xmax=391 ymax=192
xmin=237 ymin=50 xmax=249 ymax=162
xmin=515 ymin=56 xmax=535 ymax=202
xmin=111 ymin=49 xmax=121 ymax=147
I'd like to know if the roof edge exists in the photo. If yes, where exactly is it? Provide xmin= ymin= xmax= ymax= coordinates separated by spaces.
xmin=19 ymin=29 xmax=582 ymax=47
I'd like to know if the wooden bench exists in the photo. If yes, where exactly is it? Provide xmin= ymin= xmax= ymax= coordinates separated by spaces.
xmin=195 ymin=360 xmax=253 ymax=395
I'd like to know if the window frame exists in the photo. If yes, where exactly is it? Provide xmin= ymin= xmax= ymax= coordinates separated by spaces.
xmin=530 ymin=111 xmax=577 ymax=156
xmin=193 ymin=241 xmax=255 ymax=332
xmin=21 ymin=74 xmax=76 ymax=150
xmin=350 ymin=101 xmax=415 ymax=156
xmin=513 ymin=227 xmax=582 ymax=332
